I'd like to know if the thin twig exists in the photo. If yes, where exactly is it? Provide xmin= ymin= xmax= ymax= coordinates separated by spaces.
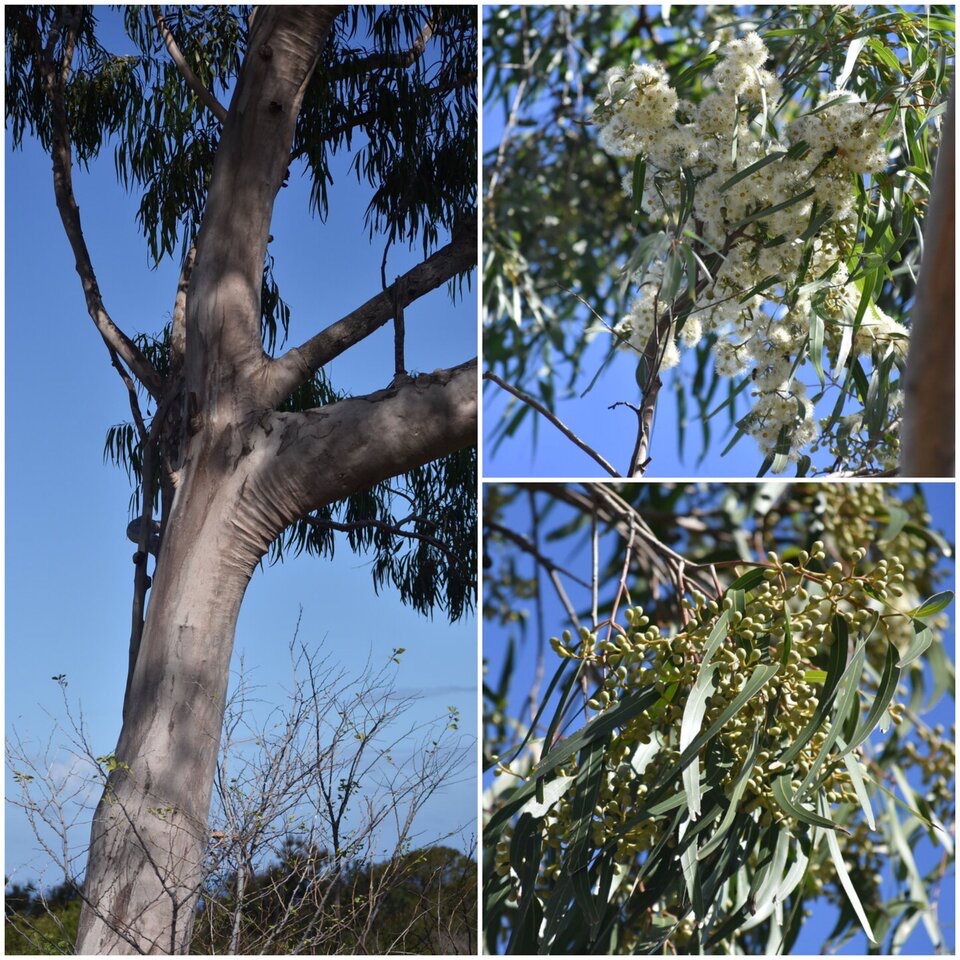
xmin=527 ymin=490 xmax=546 ymax=726
xmin=300 ymin=514 xmax=476 ymax=591
xmin=33 ymin=9 xmax=163 ymax=398
xmin=483 ymin=372 xmax=621 ymax=477
xmin=485 ymin=520 xmax=591 ymax=589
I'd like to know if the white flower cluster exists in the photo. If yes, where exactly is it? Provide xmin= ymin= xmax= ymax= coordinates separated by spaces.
xmin=595 ymin=32 xmax=901 ymax=467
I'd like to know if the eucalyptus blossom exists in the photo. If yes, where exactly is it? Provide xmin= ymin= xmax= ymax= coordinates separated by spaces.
xmin=596 ymin=31 xmax=904 ymax=470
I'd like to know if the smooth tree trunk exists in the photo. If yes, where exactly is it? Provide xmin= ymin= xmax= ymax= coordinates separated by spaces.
xmin=75 ymin=8 xmax=476 ymax=953
xmin=901 ymin=87 xmax=955 ymax=476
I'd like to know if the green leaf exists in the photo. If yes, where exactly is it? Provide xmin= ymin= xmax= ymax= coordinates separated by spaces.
xmin=879 ymin=505 xmax=909 ymax=543
xmin=568 ymin=735 xmax=609 ymax=925
xmin=717 ymin=150 xmax=789 ymax=193
xmin=808 ymin=310 xmax=825 ymax=386
xmin=794 ymin=641 xmax=866 ymax=801
xmin=780 ymin=600 xmax=793 ymax=667
xmin=840 ymin=743 xmax=875 ymax=830
xmin=771 ymin=775 xmax=840 ymax=831
xmin=884 ymin=790 xmax=944 ymax=950
xmin=631 ymin=154 xmax=647 ymax=221
xmin=825 ymin=808 xmax=877 ymax=943
xmin=697 ymin=725 xmax=761 ymax=859
xmin=911 ymin=589 xmax=954 ymax=619
xmin=898 ymin=619 xmax=933 ymax=668
xmin=738 ymin=274 xmax=782 ymax=304
xmin=673 ymin=53 xmax=720 ymax=92
xmin=730 ymin=187 xmax=816 ymax=231
xmin=660 ymin=249 xmax=684 ymax=305
xmin=778 ymin=615 xmax=849 ymax=769
xmin=680 ymin=613 xmax=729 ymax=820
xmin=507 ymin=812 xmax=544 ymax=953
xmin=727 ymin=567 xmax=766 ymax=592
xmin=738 ymin=829 xmax=793 ymax=932
xmin=867 ymin=35 xmax=902 ymax=74
xmin=845 ymin=640 xmax=900 ymax=752
xmin=520 ymin=775 xmax=576 ymax=818
xmin=835 ymin=36 xmax=868 ymax=90
xmin=485 ymin=685 xmax=660 ymax=841
xmin=649 ymin=663 xmax=779 ymax=806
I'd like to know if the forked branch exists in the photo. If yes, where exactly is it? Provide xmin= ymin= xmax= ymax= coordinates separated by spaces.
xmin=33 ymin=11 xmax=163 ymax=398
xmin=266 ymin=218 xmax=477 ymax=405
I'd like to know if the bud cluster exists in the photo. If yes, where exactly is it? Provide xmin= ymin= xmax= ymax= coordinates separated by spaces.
xmin=491 ymin=532 xmax=945 ymax=940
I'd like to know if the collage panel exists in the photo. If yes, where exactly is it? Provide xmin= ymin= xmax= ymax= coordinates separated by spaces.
xmin=482 ymin=6 xmax=954 ymax=479
xmin=482 ymin=482 xmax=955 ymax=954
xmin=6 ymin=5 xmax=479 ymax=955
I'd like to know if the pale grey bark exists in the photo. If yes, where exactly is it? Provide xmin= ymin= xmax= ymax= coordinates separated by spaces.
xmin=74 ymin=6 xmax=476 ymax=953
xmin=902 ymin=87 xmax=955 ymax=477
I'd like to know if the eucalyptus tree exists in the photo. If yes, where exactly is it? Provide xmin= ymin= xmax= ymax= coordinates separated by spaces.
xmin=6 ymin=6 xmax=477 ymax=953
xmin=483 ymin=483 xmax=955 ymax=953
xmin=483 ymin=5 xmax=954 ymax=477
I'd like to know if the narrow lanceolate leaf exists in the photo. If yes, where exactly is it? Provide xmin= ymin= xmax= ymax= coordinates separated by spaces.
xmin=520 ymin=775 xmax=575 ymax=818
xmin=632 ymin=154 xmax=647 ymax=220
xmin=835 ymin=36 xmax=868 ymax=89
xmin=698 ymin=725 xmax=761 ymax=859
xmin=680 ymin=610 xmax=730 ymax=819
xmin=772 ymin=775 xmax=843 ymax=832
xmin=485 ymin=685 xmax=660 ymax=840
xmin=839 ymin=742 xmax=875 ymax=830
xmin=778 ymin=614 xmax=848 ymax=769
xmin=794 ymin=641 xmax=866 ymax=801
xmin=639 ymin=663 xmax=779 ymax=817
xmin=568 ymin=735 xmax=609 ymax=925
xmin=847 ymin=272 xmax=878 ymax=354
xmin=727 ymin=567 xmax=766 ymax=592
xmin=679 ymin=832 xmax=702 ymax=920
xmin=731 ymin=187 xmax=816 ymax=231
xmin=898 ymin=619 xmax=933 ymax=668
xmin=825 ymin=810 xmax=877 ymax=944
xmin=738 ymin=829 xmax=791 ymax=931
xmin=844 ymin=640 xmax=899 ymax=753
xmin=808 ymin=310 xmax=826 ymax=386
xmin=911 ymin=589 xmax=955 ymax=619
xmin=659 ymin=249 xmax=684 ymax=305
xmin=506 ymin=812 xmax=544 ymax=954
xmin=879 ymin=505 xmax=909 ymax=543
xmin=717 ymin=150 xmax=789 ymax=192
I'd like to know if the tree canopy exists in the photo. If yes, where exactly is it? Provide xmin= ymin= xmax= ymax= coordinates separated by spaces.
xmin=8 ymin=4 xmax=479 ymax=620
xmin=483 ymin=5 xmax=954 ymax=477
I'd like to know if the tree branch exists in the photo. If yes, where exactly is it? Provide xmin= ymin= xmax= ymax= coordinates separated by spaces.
xmin=169 ymin=243 xmax=195 ymax=381
xmin=186 ymin=7 xmax=343 ymax=402
xmin=33 ymin=11 xmax=163 ymax=399
xmin=108 ymin=348 xmax=149 ymax=444
xmin=266 ymin=221 xmax=477 ymax=405
xmin=151 ymin=6 xmax=228 ymax=123
xmin=300 ymin=514 xmax=476 ymax=591
xmin=483 ymin=372 xmax=621 ymax=477
xmin=231 ymin=361 xmax=477 ymax=567
xmin=327 ymin=19 xmax=434 ymax=81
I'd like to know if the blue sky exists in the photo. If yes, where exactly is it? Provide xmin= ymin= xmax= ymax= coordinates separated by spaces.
xmin=5 ymin=13 xmax=477 ymax=889
xmin=483 ymin=482 xmax=955 ymax=954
